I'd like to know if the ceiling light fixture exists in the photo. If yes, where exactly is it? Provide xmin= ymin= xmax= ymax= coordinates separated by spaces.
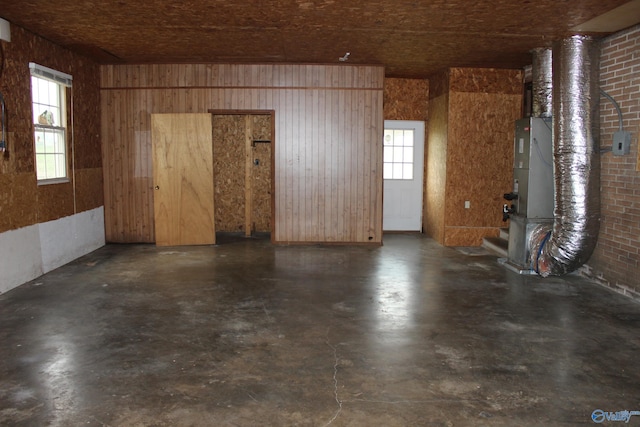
xmin=339 ymin=52 xmax=350 ymax=62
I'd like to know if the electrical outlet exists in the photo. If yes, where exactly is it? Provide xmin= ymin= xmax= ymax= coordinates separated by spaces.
xmin=612 ymin=130 xmax=631 ymax=156
xmin=464 ymin=201 xmax=471 ymax=209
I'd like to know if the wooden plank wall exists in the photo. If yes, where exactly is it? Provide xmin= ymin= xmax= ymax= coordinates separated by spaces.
xmin=100 ymin=64 xmax=384 ymax=244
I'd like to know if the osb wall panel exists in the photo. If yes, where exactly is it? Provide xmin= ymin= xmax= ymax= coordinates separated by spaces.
xmin=449 ymin=68 xmax=523 ymax=95
xmin=0 ymin=33 xmax=37 ymax=175
xmin=101 ymin=64 xmax=384 ymax=244
xmin=425 ymin=94 xmax=448 ymax=244
xmin=0 ymin=173 xmax=37 ymax=230
xmin=37 ymin=183 xmax=74 ymax=223
xmin=251 ymin=115 xmax=272 ymax=233
xmin=212 ymin=114 xmax=271 ymax=233
xmin=213 ymin=115 xmax=246 ymax=232
xmin=0 ymin=26 xmax=101 ymax=234
xmin=75 ymin=168 xmax=104 ymax=213
xmin=445 ymin=92 xmax=520 ymax=234
xmin=0 ymin=133 xmax=17 ymax=174
xmin=425 ymin=67 xmax=522 ymax=247
xmin=445 ymin=92 xmax=522 ymax=227
xmin=72 ymin=67 xmax=102 ymax=170
xmin=383 ymin=78 xmax=429 ymax=121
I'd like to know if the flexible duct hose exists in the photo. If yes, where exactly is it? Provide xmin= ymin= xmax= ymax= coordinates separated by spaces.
xmin=530 ymin=35 xmax=601 ymax=277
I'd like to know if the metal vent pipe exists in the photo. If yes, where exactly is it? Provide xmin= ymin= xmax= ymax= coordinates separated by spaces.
xmin=531 ymin=48 xmax=553 ymax=118
xmin=530 ymin=35 xmax=601 ymax=276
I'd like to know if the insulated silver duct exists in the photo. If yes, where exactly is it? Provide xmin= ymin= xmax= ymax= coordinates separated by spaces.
xmin=530 ymin=35 xmax=600 ymax=276
xmin=532 ymin=48 xmax=553 ymax=118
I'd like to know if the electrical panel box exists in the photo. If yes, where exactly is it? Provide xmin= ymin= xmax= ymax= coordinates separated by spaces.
xmin=612 ymin=130 xmax=632 ymax=156
xmin=513 ymin=117 xmax=554 ymax=219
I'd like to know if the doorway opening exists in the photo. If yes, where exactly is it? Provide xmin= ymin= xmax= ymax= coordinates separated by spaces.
xmin=382 ymin=120 xmax=425 ymax=232
xmin=210 ymin=110 xmax=275 ymax=243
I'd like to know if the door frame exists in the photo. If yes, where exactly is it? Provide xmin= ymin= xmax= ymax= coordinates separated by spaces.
xmin=382 ymin=120 xmax=425 ymax=232
xmin=209 ymin=109 xmax=276 ymax=242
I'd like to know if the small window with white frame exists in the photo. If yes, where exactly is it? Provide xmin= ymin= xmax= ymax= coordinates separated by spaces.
xmin=383 ymin=128 xmax=414 ymax=180
xmin=30 ymin=63 xmax=72 ymax=183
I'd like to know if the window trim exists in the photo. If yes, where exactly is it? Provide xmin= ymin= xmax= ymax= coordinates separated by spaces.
xmin=30 ymin=63 xmax=72 ymax=184
xmin=383 ymin=127 xmax=416 ymax=181
xmin=29 ymin=63 xmax=73 ymax=87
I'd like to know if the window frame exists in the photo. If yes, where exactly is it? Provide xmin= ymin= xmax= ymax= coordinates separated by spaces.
xmin=383 ymin=127 xmax=415 ymax=181
xmin=29 ymin=63 xmax=72 ymax=185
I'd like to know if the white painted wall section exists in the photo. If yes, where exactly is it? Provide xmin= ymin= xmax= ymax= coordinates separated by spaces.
xmin=0 ymin=225 xmax=43 ymax=294
xmin=40 ymin=207 xmax=105 ymax=273
xmin=0 ymin=207 xmax=105 ymax=294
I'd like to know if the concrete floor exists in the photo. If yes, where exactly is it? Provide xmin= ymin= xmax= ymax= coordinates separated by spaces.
xmin=1 ymin=233 xmax=639 ymax=426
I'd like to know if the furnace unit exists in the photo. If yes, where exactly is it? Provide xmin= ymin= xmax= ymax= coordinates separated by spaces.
xmin=503 ymin=117 xmax=554 ymax=274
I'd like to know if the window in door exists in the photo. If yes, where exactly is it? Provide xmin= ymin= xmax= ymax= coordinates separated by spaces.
xmin=383 ymin=128 xmax=414 ymax=180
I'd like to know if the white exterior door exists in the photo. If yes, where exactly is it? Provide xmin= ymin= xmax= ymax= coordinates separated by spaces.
xmin=382 ymin=120 xmax=425 ymax=231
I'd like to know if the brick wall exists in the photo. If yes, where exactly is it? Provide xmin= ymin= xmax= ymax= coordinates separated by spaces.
xmin=585 ymin=24 xmax=640 ymax=299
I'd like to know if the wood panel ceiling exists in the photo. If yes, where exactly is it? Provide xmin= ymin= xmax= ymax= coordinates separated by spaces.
xmin=1 ymin=0 xmax=637 ymax=78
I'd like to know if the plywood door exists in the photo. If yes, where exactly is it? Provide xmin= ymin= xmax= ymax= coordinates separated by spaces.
xmin=152 ymin=113 xmax=215 ymax=246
